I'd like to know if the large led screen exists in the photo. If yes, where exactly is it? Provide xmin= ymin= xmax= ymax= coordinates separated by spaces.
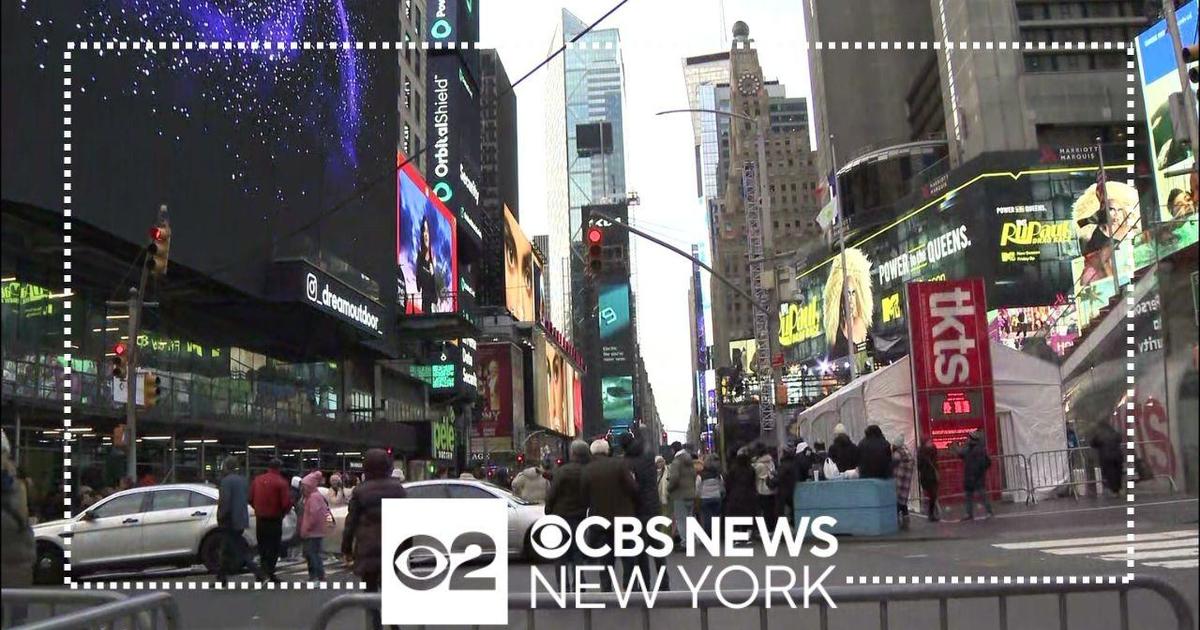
xmin=601 ymin=375 xmax=635 ymax=428
xmin=503 ymin=206 xmax=536 ymax=321
xmin=598 ymin=281 xmax=633 ymax=365
xmin=397 ymin=157 xmax=458 ymax=314
xmin=533 ymin=330 xmax=576 ymax=436
xmin=2 ymin=2 xmax=398 ymax=297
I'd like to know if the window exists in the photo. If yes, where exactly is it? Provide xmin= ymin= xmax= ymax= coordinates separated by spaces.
xmin=148 ymin=490 xmax=193 ymax=512
xmin=90 ymin=493 xmax=145 ymax=519
xmin=447 ymin=484 xmax=496 ymax=499
xmin=190 ymin=493 xmax=217 ymax=507
xmin=405 ymin=484 xmax=448 ymax=499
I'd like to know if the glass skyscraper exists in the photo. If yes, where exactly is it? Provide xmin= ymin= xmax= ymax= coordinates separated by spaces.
xmin=544 ymin=8 xmax=627 ymax=339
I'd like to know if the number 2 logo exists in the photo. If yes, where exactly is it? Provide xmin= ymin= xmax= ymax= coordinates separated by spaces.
xmin=392 ymin=533 xmax=498 ymax=591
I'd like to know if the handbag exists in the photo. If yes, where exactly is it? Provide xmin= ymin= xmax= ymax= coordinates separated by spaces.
xmin=822 ymin=458 xmax=841 ymax=481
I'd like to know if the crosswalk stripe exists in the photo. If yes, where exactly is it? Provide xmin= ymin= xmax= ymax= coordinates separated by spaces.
xmin=1098 ymin=547 xmax=1198 ymax=562
xmin=1045 ymin=537 xmax=1198 ymax=556
xmin=993 ymin=529 xmax=1195 ymax=550
xmin=1143 ymin=559 xmax=1199 ymax=569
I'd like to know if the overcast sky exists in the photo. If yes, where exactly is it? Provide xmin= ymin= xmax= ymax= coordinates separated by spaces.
xmin=481 ymin=0 xmax=811 ymax=436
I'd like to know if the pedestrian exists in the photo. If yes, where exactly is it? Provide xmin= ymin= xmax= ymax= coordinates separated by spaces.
xmin=722 ymin=448 xmax=758 ymax=545
xmin=299 ymin=471 xmax=334 ymax=580
xmin=512 ymin=465 xmax=550 ymax=503
xmin=327 ymin=473 xmax=350 ymax=507
xmin=828 ymin=423 xmax=860 ymax=472
xmin=794 ymin=440 xmax=816 ymax=483
xmin=342 ymin=449 xmax=408 ymax=630
xmin=666 ymin=446 xmax=696 ymax=542
xmin=811 ymin=442 xmax=829 ymax=480
xmin=2 ymin=431 xmax=34 ymax=625
xmin=1089 ymin=422 xmax=1123 ymax=495
xmin=775 ymin=444 xmax=800 ymax=525
xmin=495 ymin=466 xmax=511 ymax=490
xmin=619 ymin=432 xmax=671 ymax=589
xmin=955 ymin=431 xmax=993 ymax=520
xmin=546 ymin=440 xmax=589 ymax=591
xmin=856 ymin=425 xmax=893 ymax=480
xmin=654 ymin=456 xmax=669 ymax=516
xmin=916 ymin=439 xmax=940 ymax=521
xmin=751 ymin=445 xmax=777 ymax=526
xmin=215 ymin=456 xmax=267 ymax=582
xmin=695 ymin=454 xmax=724 ymax=533
xmin=580 ymin=439 xmax=638 ymax=591
xmin=249 ymin=458 xmax=292 ymax=582
xmin=891 ymin=437 xmax=915 ymax=529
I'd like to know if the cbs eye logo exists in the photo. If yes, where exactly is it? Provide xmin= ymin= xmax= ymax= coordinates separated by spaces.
xmin=391 ymin=532 xmax=499 ymax=591
xmin=527 ymin=515 xmax=574 ymax=559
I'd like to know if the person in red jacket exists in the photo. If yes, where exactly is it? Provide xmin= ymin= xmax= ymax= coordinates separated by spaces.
xmin=249 ymin=458 xmax=292 ymax=582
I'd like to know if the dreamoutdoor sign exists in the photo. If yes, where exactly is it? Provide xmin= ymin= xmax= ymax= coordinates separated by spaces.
xmin=273 ymin=260 xmax=384 ymax=337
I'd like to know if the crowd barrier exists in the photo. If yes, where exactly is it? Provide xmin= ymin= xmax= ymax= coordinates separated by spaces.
xmin=1026 ymin=440 xmax=1178 ymax=501
xmin=309 ymin=576 xmax=1194 ymax=630
xmin=934 ymin=453 xmax=1033 ymax=506
xmin=1 ymin=589 xmax=179 ymax=630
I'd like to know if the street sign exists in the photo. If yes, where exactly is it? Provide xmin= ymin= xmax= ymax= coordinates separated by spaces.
xmin=112 ymin=370 xmax=147 ymax=406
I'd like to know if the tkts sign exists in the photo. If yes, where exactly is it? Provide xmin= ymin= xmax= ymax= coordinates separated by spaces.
xmin=906 ymin=278 xmax=998 ymax=466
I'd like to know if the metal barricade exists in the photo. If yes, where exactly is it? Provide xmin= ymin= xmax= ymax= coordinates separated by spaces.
xmin=310 ymin=577 xmax=1194 ymax=630
xmin=1 ymin=589 xmax=179 ymax=630
xmin=1027 ymin=447 xmax=1097 ymax=501
xmin=934 ymin=453 xmax=1033 ymax=505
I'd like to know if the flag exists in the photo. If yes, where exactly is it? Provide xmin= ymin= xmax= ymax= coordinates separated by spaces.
xmin=827 ymin=169 xmax=837 ymax=198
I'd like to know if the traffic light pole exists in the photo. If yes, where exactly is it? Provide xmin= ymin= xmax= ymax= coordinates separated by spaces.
xmin=124 ymin=264 xmax=149 ymax=482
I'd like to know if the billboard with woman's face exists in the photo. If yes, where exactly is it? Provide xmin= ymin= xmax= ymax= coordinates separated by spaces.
xmin=397 ymin=155 xmax=458 ymax=314
xmin=503 ymin=206 xmax=536 ymax=321
xmin=533 ymin=330 xmax=576 ymax=436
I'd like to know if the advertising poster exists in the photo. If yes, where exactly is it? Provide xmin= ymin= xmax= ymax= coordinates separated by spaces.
xmin=988 ymin=302 xmax=1078 ymax=357
xmin=906 ymin=278 xmax=998 ymax=463
xmin=503 ymin=206 xmax=537 ymax=321
xmin=427 ymin=54 xmax=483 ymax=246
xmin=598 ymin=280 xmax=633 ymax=365
xmin=729 ymin=338 xmax=758 ymax=374
xmin=397 ymin=156 xmax=458 ymax=314
xmin=533 ymin=257 xmax=544 ymax=321
xmin=533 ymin=331 xmax=575 ymax=436
xmin=572 ymin=373 xmax=584 ymax=437
xmin=1135 ymin=0 xmax=1198 ymax=223
xmin=475 ymin=343 xmax=515 ymax=439
xmin=601 ymin=374 xmax=635 ymax=427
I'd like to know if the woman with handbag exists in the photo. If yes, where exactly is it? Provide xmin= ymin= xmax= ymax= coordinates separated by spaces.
xmin=299 ymin=471 xmax=335 ymax=580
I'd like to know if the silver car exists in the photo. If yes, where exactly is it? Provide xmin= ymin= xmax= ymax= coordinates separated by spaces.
xmin=402 ymin=479 xmax=546 ymax=559
xmin=32 ymin=483 xmax=296 ymax=583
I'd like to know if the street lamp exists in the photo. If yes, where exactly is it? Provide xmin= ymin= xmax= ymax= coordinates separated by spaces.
xmin=656 ymin=108 xmax=781 ymax=455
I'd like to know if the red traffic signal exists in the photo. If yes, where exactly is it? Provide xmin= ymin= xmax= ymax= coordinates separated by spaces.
xmin=516 ymin=453 xmax=526 ymax=467
xmin=113 ymin=341 xmax=127 ymax=357
xmin=586 ymin=227 xmax=603 ymax=245
xmin=111 ymin=342 xmax=128 ymax=378
xmin=587 ymin=227 xmax=604 ymax=275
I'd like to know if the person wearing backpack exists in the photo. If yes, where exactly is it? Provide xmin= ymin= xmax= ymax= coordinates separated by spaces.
xmin=299 ymin=470 xmax=335 ymax=580
xmin=695 ymin=454 xmax=724 ymax=533
xmin=956 ymin=431 xmax=993 ymax=520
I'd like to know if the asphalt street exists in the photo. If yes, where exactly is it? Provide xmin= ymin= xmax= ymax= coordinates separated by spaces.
xmin=43 ymin=496 xmax=1200 ymax=630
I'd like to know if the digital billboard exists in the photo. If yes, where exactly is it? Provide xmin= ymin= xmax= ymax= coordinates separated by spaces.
xmin=533 ymin=330 xmax=577 ymax=436
xmin=988 ymin=302 xmax=1078 ymax=357
xmin=475 ymin=343 xmax=521 ymax=440
xmin=503 ymin=206 xmax=537 ymax=321
xmin=427 ymin=53 xmax=483 ymax=246
xmin=601 ymin=375 xmax=635 ymax=427
xmin=786 ymin=160 xmax=1143 ymax=366
xmin=3 ymin=2 xmax=399 ymax=300
xmin=598 ymin=281 xmax=633 ymax=365
xmin=1135 ymin=1 xmax=1198 ymax=223
xmin=397 ymin=157 xmax=458 ymax=314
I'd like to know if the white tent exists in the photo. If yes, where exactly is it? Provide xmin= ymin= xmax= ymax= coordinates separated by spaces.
xmin=792 ymin=341 xmax=1068 ymax=500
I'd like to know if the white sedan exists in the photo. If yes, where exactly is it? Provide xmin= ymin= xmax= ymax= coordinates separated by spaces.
xmin=32 ymin=483 xmax=296 ymax=583
xmin=402 ymin=479 xmax=545 ymax=559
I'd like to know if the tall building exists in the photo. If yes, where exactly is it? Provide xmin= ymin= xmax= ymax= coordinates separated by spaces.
xmin=478 ymin=49 xmax=519 ymax=310
xmin=544 ymin=8 xmax=628 ymax=341
xmin=929 ymin=0 xmax=1148 ymax=165
xmin=399 ymin=0 xmax=428 ymax=176
xmin=710 ymin=23 xmax=821 ymax=387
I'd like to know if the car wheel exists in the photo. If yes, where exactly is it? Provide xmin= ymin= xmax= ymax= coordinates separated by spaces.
xmin=34 ymin=542 xmax=65 ymax=585
xmin=199 ymin=532 xmax=222 ymax=574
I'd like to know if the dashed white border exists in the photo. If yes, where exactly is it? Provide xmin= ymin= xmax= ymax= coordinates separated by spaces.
xmin=59 ymin=38 xmax=1139 ymax=591
xmin=1124 ymin=44 xmax=1138 ymax=582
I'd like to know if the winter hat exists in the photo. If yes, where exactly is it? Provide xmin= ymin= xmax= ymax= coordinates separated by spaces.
xmin=590 ymin=439 xmax=610 ymax=456
xmin=833 ymin=423 xmax=847 ymax=436
xmin=892 ymin=435 xmax=907 ymax=448
xmin=363 ymin=448 xmax=393 ymax=480
xmin=391 ymin=465 xmax=406 ymax=481
xmin=795 ymin=441 xmax=810 ymax=454
xmin=291 ymin=476 xmax=302 ymax=490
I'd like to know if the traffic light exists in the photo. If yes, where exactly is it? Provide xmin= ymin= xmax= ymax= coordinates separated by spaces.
xmin=143 ymin=372 xmax=161 ymax=408
xmin=111 ymin=342 xmax=128 ymax=379
xmin=516 ymin=453 xmax=526 ymax=468
xmin=586 ymin=226 xmax=603 ymax=275
xmin=147 ymin=222 xmax=171 ymax=277
xmin=554 ymin=458 xmax=564 ymax=467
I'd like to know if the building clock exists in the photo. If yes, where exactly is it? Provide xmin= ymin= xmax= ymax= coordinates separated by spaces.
xmin=737 ymin=71 xmax=761 ymax=96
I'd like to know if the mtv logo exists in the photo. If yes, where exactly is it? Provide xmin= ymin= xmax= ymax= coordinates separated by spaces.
xmin=1001 ymin=251 xmax=1016 ymax=262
